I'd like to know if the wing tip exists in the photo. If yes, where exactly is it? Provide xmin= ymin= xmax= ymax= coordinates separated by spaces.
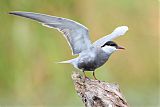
xmin=8 ymin=11 xmax=16 ymax=15
xmin=118 ymin=26 xmax=129 ymax=31
xmin=9 ymin=11 xmax=26 ymax=17
xmin=9 ymin=11 xmax=22 ymax=15
xmin=113 ymin=26 xmax=129 ymax=35
xmin=9 ymin=11 xmax=35 ymax=17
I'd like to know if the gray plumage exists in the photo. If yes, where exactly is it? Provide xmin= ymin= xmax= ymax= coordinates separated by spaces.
xmin=9 ymin=11 xmax=128 ymax=79
xmin=77 ymin=47 xmax=109 ymax=71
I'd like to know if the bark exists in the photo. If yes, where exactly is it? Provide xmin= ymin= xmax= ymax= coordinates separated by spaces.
xmin=71 ymin=72 xmax=129 ymax=107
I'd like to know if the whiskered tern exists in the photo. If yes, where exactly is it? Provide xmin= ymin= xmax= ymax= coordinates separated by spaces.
xmin=9 ymin=11 xmax=128 ymax=80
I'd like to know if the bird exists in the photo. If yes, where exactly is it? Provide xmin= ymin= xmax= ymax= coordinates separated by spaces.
xmin=9 ymin=11 xmax=128 ymax=80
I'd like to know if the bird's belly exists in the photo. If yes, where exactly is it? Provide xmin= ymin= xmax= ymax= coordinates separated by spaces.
xmin=77 ymin=54 xmax=108 ymax=71
xmin=77 ymin=59 xmax=97 ymax=71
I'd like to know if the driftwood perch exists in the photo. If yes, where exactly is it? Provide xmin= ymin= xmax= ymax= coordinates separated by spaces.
xmin=71 ymin=72 xmax=129 ymax=107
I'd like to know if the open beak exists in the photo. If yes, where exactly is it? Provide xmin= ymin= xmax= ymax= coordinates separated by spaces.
xmin=117 ymin=46 xmax=125 ymax=50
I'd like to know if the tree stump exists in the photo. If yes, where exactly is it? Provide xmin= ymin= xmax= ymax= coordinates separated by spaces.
xmin=71 ymin=72 xmax=129 ymax=107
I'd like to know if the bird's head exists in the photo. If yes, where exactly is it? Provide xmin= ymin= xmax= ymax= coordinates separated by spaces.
xmin=101 ymin=41 xmax=125 ymax=54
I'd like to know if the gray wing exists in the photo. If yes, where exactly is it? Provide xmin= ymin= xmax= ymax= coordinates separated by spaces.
xmin=9 ymin=11 xmax=92 ymax=55
xmin=93 ymin=26 xmax=128 ymax=47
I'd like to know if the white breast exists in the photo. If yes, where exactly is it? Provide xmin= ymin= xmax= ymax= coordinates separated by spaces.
xmin=101 ymin=46 xmax=117 ymax=54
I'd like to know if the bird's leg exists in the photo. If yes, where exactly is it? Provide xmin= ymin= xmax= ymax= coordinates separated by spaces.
xmin=83 ymin=70 xmax=88 ymax=79
xmin=93 ymin=71 xmax=97 ymax=80
xmin=93 ymin=71 xmax=100 ymax=83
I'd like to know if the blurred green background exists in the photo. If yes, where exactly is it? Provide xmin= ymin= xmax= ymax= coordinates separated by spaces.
xmin=0 ymin=0 xmax=158 ymax=107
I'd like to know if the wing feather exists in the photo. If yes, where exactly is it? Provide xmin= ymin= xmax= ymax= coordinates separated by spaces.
xmin=93 ymin=26 xmax=128 ymax=47
xmin=9 ymin=11 xmax=92 ymax=55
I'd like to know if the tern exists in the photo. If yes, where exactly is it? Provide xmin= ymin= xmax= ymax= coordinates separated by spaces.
xmin=9 ymin=11 xmax=128 ymax=80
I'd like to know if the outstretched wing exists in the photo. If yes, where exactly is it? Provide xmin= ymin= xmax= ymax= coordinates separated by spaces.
xmin=9 ymin=11 xmax=92 ymax=55
xmin=93 ymin=26 xmax=128 ymax=47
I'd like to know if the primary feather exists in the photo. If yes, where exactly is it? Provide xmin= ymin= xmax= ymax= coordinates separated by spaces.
xmin=9 ymin=11 xmax=92 ymax=55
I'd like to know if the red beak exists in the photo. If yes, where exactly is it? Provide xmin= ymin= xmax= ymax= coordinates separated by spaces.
xmin=117 ymin=46 xmax=125 ymax=50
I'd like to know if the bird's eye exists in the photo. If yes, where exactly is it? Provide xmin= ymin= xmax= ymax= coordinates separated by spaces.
xmin=110 ymin=43 xmax=116 ymax=46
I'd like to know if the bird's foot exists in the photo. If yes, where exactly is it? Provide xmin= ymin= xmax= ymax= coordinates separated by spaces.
xmin=94 ymin=78 xmax=101 ymax=83
xmin=84 ymin=76 xmax=90 ymax=80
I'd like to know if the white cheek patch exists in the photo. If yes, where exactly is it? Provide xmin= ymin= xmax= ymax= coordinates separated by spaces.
xmin=101 ymin=46 xmax=117 ymax=54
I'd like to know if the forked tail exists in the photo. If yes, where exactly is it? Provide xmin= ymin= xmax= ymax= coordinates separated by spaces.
xmin=57 ymin=58 xmax=78 ymax=69
xmin=57 ymin=58 xmax=76 ymax=64
xmin=58 ymin=60 xmax=72 ymax=63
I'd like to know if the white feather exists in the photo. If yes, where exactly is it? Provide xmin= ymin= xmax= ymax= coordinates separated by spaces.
xmin=112 ymin=26 xmax=128 ymax=36
xmin=101 ymin=46 xmax=117 ymax=54
xmin=93 ymin=26 xmax=129 ymax=47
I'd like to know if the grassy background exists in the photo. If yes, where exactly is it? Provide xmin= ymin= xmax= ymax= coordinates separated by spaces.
xmin=0 ymin=0 xmax=158 ymax=107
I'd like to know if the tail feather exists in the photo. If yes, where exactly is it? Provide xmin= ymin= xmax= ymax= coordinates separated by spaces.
xmin=57 ymin=58 xmax=78 ymax=69
xmin=57 ymin=59 xmax=74 ymax=64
